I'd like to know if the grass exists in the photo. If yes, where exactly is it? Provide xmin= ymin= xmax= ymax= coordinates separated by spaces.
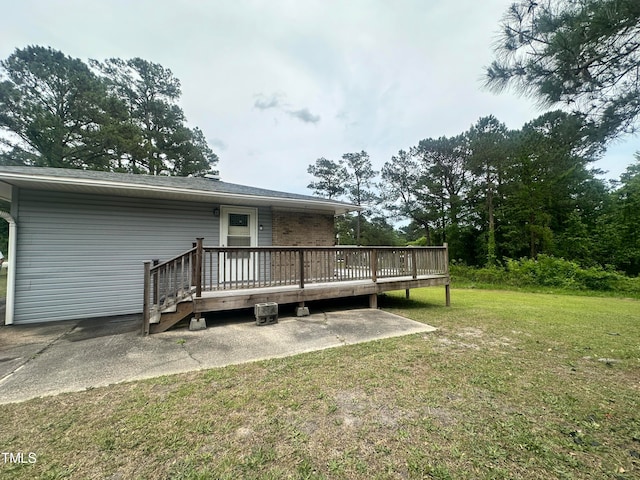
xmin=1 ymin=288 xmax=639 ymax=479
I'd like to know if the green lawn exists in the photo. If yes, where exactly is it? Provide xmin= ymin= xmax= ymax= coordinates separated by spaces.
xmin=1 ymin=288 xmax=639 ymax=479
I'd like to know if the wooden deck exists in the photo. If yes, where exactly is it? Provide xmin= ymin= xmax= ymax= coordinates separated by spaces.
xmin=142 ymin=241 xmax=450 ymax=334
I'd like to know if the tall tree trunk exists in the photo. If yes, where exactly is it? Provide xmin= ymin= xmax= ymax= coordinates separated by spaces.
xmin=486 ymin=175 xmax=496 ymax=266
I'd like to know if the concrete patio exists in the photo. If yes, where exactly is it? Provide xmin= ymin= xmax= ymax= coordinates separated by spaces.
xmin=0 ymin=306 xmax=436 ymax=404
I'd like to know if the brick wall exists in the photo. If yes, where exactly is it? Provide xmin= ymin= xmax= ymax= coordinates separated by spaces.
xmin=272 ymin=211 xmax=335 ymax=246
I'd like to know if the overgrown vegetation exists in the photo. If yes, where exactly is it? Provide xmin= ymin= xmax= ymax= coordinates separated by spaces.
xmin=451 ymin=255 xmax=640 ymax=298
xmin=1 ymin=288 xmax=638 ymax=479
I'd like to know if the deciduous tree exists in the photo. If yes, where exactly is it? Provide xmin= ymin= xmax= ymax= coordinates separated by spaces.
xmin=609 ymin=156 xmax=640 ymax=274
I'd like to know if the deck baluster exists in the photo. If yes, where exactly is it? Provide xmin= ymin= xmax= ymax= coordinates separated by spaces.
xmin=371 ymin=248 xmax=378 ymax=283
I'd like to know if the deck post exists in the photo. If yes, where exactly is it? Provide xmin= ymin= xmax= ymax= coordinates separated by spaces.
xmin=195 ymin=238 xmax=204 ymax=298
xmin=191 ymin=241 xmax=197 ymax=285
xmin=443 ymin=242 xmax=450 ymax=307
xmin=142 ymin=261 xmax=151 ymax=336
xmin=152 ymin=259 xmax=159 ymax=304
xmin=369 ymin=293 xmax=378 ymax=309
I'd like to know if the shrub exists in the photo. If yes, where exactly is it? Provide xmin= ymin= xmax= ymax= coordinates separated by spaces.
xmin=505 ymin=255 xmax=581 ymax=288
xmin=451 ymin=255 xmax=639 ymax=296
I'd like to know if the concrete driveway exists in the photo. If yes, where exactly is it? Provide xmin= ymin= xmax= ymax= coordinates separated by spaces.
xmin=0 ymin=306 xmax=436 ymax=404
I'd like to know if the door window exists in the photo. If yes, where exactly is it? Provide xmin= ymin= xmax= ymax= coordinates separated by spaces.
xmin=223 ymin=210 xmax=254 ymax=258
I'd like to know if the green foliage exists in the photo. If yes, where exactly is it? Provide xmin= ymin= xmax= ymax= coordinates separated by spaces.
xmin=500 ymin=111 xmax=600 ymax=260
xmin=466 ymin=115 xmax=509 ymax=266
xmin=380 ymin=148 xmax=436 ymax=242
xmin=0 ymin=46 xmax=218 ymax=176
xmin=92 ymin=57 xmax=217 ymax=176
xmin=342 ymin=151 xmax=378 ymax=244
xmin=450 ymin=263 xmax=509 ymax=286
xmin=451 ymin=255 xmax=640 ymax=296
xmin=610 ymin=157 xmax=640 ymax=274
xmin=306 ymin=157 xmax=348 ymax=199
xmin=406 ymin=236 xmax=428 ymax=246
xmin=341 ymin=151 xmax=377 ymax=207
xmin=380 ymin=110 xmax=631 ymax=272
xmin=506 ymin=256 xmax=586 ymax=289
xmin=335 ymin=214 xmax=405 ymax=246
xmin=486 ymin=0 xmax=640 ymax=138
xmin=307 ymin=151 xmax=378 ymax=244
xmin=0 ymin=46 xmax=118 ymax=170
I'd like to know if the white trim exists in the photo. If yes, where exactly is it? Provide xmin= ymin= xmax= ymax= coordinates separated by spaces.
xmin=0 ymin=172 xmax=359 ymax=215
xmin=0 ymin=211 xmax=16 ymax=325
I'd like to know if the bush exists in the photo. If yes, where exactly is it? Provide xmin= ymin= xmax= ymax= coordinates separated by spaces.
xmin=505 ymin=255 xmax=581 ymax=288
xmin=451 ymin=255 xmax=640 ymax=296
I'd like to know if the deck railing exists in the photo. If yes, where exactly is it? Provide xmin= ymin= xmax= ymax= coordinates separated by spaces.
xmin=142 ymin=247 xmax=197 ymax=334
xmin=200 ymin=244 xmax=448 ymax=290
xmin=143 ymin=239 xmax=449 ymax=333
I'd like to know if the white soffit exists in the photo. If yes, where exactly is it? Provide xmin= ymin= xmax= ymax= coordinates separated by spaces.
xmin=0 ymin=172 xmax=357 ymax=215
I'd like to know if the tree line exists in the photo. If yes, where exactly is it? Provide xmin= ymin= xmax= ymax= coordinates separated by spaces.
xmin=308 ymin=0 xmax=640 ymax=276
xmin=1 ymin=1 xmax=638 ymax=276
xmin=0 ymin=46 xmax=218 ymax=176
xmin=308 ymin=114 xmax=640 ymax=275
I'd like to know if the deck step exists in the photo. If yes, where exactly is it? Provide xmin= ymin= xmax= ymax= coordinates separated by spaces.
xmin=150 ymin=301 xmax=194 ymax=334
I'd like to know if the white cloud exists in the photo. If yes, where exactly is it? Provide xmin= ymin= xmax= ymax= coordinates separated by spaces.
xmin=0 ymin=0 xmax=637 ymax=193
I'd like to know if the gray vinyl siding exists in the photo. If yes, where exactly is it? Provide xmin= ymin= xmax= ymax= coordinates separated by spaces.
xmin=257 ymin=206 xmax=272 ymax=246
xmin=13 ymin=189 xmax=273 ymax=324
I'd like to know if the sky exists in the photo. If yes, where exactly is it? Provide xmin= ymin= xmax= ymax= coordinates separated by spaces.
xmin=1 ymin=0 xmax=638 ymax=195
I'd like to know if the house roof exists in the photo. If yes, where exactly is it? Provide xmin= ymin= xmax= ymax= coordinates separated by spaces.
xmin=0 ymin=166 xmax=359 ymax=215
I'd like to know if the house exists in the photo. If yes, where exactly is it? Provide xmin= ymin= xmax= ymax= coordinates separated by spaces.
xmin=0 ymin=166 xmax=450 ymax=331
xmin=0 ymin=166 xmax=357 ymax=325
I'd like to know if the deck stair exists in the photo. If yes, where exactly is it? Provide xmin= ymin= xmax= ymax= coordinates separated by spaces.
xmin=149 ymin=301 xmax=194 ymax=334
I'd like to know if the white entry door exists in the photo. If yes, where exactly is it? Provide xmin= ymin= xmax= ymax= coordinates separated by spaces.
xmin=219 ymin=206 xmax=257 ymax=283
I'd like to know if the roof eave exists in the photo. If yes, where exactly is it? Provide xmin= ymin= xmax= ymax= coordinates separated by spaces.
xmin=0 ymin=172 xmax=359 ymax=215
